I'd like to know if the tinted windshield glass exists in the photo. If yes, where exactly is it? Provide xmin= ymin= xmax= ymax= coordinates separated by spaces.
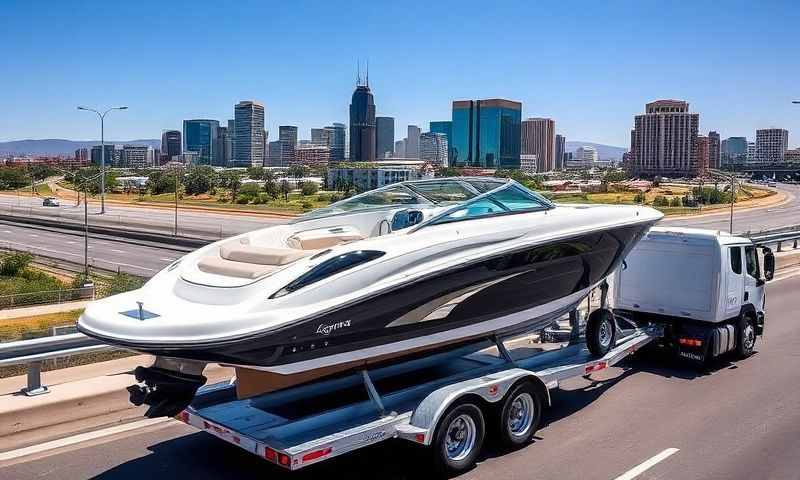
xmin=298 ymin=185 xmax=428 ymax=221
xmin=490 ymin=185 xmax=550 ymax=211
xmin=408 ymin=181 xmax=478 ymax=203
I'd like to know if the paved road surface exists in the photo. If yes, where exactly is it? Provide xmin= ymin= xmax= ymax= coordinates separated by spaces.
xmin=2 ymin=272 xmax=798 ymax=479
xmin=0 ymin=193 xmax=285 ymax=239
xmin=2 ymin=183 xmax=798 ymax=278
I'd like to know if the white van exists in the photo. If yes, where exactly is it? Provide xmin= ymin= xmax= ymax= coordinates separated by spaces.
xmin=612 ymin=227 xmax=775 ymax=362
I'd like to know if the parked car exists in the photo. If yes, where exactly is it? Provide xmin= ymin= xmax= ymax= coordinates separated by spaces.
xmin=42 ymin=197 xmax=60 ymax=207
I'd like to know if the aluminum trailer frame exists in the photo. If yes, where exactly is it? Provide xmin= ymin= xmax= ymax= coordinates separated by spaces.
xmin=177 ymin=322 xmax=662 ymax=471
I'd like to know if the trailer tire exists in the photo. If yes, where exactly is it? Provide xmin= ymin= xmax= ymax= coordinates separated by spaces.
xmin=431 ymin=401 xmax=485 ymax=477
xmin=736 ymin=314 xmax=756 ymax=359
xmin=496 ymin=381 xmax=542 ymax=448
xmin=587 ymin=309 xmax=616 ymax=357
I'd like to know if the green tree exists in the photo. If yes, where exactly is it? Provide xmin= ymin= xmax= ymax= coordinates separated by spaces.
xmin=246 ymin=166 xmax=264 ymax=180
xmin=0 ymin=167 xmax=29 ymax=190
xmin=183 ymin=166 xmax=215 ymax=195
xmin=602 ymin=169 xmax=628 ymax=183
xmin=69 ymin=167 xmax=118 ymax=195
xmin=279 ymin=179 xmax=291 ymax=201
xmin=102 ymin=273 xmax=146 ymax=297
xmin=633 ymin=191 xmax=646 ymax=204
xmin=219 ymin=171 xmax=242 ymax=201
xmin=0 ymin=252 xmax=33 ymax=276
xmin=669 ymin=196 xmax=682 ymax=207
xmin=146 ymin=170 xmax=180 ymax=195
xmin=436 ymin=167 xmax=465 ymax=178
xmin=301 ymin=182 xmax=319 ymax=196
xmin=264 ymin=178 xmax=279 ymax=199
xmin=238 ymin=182 xmax=262 ymax=198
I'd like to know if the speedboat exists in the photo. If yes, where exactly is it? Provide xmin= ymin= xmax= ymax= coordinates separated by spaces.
xmin=78 ymin=177 xmax=662 ymax=416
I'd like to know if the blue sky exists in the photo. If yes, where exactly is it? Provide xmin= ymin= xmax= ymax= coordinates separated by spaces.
xmin=2 ymin=0 xmax=798 ymax=147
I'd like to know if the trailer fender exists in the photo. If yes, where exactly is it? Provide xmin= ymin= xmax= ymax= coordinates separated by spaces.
xmin=404 ymin=368 xmax=550 ymax=445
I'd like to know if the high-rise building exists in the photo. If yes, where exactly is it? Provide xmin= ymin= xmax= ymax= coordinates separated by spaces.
xmin=161 ymin=130 xmax=182 ymax=165
xmin=233 ymin=100 xmax=266 ymax=167
xmin=226 ymin=120 xmax=235 ymax=165
xmin=451 ymin=99 xmax=522 ymax=169
xmin=325 ymin=123 xmax=346 ymax=162
xmin=708 ymin=131 xmax=720 ymax=170
xmin=279 ymin=126 xmax=298 ymax=166
xmin=696 ymin=135 xmax=709 ymax=175
xmin=747 ymin=142 xmax=756 ymax=162
xmin=784 ymin=148 xmax=800 ymax=162
xmin=394 ymin=139 xmax=406 ymax=158
xmin=405 ymin=125 xmax=421 ymax=159
xmin=217 ymin=126 xmax=229 ymax=166
xmin=74 ymin=148 xmax=89 ymax=164
xmin=721 ymin=136 xmax=748 ymax=165
xmin=419 ymin=132 xmax=448 ymax=167
xmin=349 ymin=82 xmax=376 ymax=162
xmin=311 ymin=128 xmax=331 ymax=146
xmin=629 ymin=99 xmax=699 ymax=176
xmin=90 ymin=144 xmax=116 ymax=166
xmin=266 ymin=141 xmax=282 ymax=167
xmin=430 ymin=121 xmax=453 ymax=161
xmin=121 ymin=144 xmax=153 ymax=168
xmin=296 ymin=143 xmax=331 ymax=166
xmin=183 ymin=119 xmax=220 ymax=166
xmin=554 ymin=134 xmax=566 ymax=171
xmin=574 ymin=145 xmax=598 ymax=168
xmin=521 ymin=118 xmax=555 ymax=172
xmin=755 ymin=128 xmax=788 ymax=163
xmin=375 ymin=117 xmax=395 ymax=159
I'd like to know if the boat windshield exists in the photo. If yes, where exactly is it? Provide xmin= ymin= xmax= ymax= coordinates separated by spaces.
xmin=294 ymin=184 xmax=431 ymax=222
xmin=413 ymin=180 xmax=554 ymax=229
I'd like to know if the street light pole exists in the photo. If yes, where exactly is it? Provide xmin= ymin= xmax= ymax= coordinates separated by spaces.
xmin=84 ymin=185 xmax=89 ymax=275
xmin=77 ymin=105 xmax=128 ymax=214
xmin=729 ymin=174 xmax=735 ymax=234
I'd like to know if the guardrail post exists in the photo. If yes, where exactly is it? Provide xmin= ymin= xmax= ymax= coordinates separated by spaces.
xmin=777 ymin=241 xmax=782 ymax=252
xmin=23 ymin=361 xmax=49 ymax=396
xmin=794 ymin=239 xmax=798 ymax=249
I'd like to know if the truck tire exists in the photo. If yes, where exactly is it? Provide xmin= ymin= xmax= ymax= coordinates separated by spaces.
xmin=587 ymin=309 xmax=616 ymax=357
xmin=736 ymin=314 xmax=756 ymax=358
xmin=431 ymin=402 xmax=485 ymax=476
xmin=496 ymin=381 xmax=542 ymax=448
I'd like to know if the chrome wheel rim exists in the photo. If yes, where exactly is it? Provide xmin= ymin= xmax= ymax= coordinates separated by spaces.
xmin=743 ymin=322 xmax=755 ymax=351
xmin=599 ymin=319 xmax=612 ymax=347
xmin=444 ymin=414 xmax=476 ymax=461
xmin=507 ymin=392 xmax=535 ymax=438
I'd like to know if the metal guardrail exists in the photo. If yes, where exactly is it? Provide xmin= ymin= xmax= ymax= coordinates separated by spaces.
xmin=1 ymin=225 xmax=799 ymax=398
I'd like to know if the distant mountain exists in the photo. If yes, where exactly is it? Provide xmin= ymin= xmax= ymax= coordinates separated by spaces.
xmin=565 ymin=141 xmax=627 ymax=161
xmin=0 ymin=139 xmax=161 ymax=155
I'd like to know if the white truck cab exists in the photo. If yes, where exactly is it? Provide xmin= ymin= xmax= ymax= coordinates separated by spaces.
xmin=613 ymin=227 xmax=775 ymax=362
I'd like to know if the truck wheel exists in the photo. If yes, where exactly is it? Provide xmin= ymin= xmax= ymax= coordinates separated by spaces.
xmin=431 ymin=402 xmax=485 ymax=476
xmin=496 ymin=381 xmax=542 ymax=448
xmin=587 ymin=309 xmax=616 ymax=357
xmin=736 ymin=315 xmax=756 ymax=358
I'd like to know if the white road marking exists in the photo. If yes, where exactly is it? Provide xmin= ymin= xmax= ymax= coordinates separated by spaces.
xmin=160 ymin=257 xmax=176 ymax=262
xmin=2 ymin=230 xmax=12 ymax=234
xmin=110 ymin=249 xmax=125 ymax=254
xmin=613 ymin=448 xmax=679 ymax=480
xmin=66 ymin=241 xmax=76 ymax=244
xmin=0 ymin=418 xmax=172 ymax=461
xmin=28 ymin=234 xmax=38 ymax=238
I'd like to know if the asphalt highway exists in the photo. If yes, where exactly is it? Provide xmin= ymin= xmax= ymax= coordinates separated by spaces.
xmin=2 ymin=270 xmax=798 ymax=479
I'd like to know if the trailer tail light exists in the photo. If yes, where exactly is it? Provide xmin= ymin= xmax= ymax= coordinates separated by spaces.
xmin=302 ymin=447 xmax=332 ymax=462
xmin=175 ymin=410 xmax=190 ymax=424
xmin=415 ymin=433 xmax=426 ymax=443
xmin=585 ymin=361 xmax=607 ymax=374
xmin=279 ymin=454 xmax=291 ymax=467
xmin=264 ymin=448 xmax=277 ymax=462
xmin=679 ymin=338 xmax=703 ymax=347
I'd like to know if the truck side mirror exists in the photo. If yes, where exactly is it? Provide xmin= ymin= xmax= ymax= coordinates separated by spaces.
xmin=763 ymin=249 xmax=775 ymax=281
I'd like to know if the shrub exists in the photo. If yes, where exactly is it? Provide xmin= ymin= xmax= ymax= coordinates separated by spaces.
xmin=238 ymin=183 xmax=262 ymax=197
xmin=235 ymin=196 xmax=250 ymax=204
xmin=301 ymin=182 xmax=319 ymax=196
xmin=301 ymin=201 xmax=313 ymax=209
xmin=669 ymin=196 xmax=682 ymax=207
xmin=1 ymin=252 xmax=33 ymax=276
xmin=101 ymin=273 xmax=145 ymax=297
xmin=633 ymin=191 xmax=646 ymax=204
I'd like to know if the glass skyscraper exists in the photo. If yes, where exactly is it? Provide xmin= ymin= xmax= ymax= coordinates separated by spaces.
xmin=450 ymin=99 xmax=521 ymax=169
xmin=326 ymin=123 xmax=346 ymax=162
xmin=233 ymin=100 xmax=266 ymax=167
xmin=375 ymin=116 xmax=394 ymax=159
xmin=183 ymin=119 xmax=220 ymax=166
xmin=349 ymin=84 xmax=376 ymax=162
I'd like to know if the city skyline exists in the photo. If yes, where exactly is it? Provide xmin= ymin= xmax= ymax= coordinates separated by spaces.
xmin=1 ymin=1 xmax=798 ymax=148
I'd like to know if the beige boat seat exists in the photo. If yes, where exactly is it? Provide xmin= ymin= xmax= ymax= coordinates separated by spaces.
xmin=220 ymin=244 xmax=311 ymax=265
xmin=287 ymin=226 xmax=365 ymax=250
xmin=197 ymin=257 xmax=278 ymax=279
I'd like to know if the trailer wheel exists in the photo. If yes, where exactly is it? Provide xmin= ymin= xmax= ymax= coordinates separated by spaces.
xmin=497 ymin=381 xmax=542 ymax=448
xmin=736 ymin=315 xmax=756 ymax=358
xmin=586 ymin=309 xmax=616 ymax=357
xmin=431 ymin=402 xmax=485 ymax=476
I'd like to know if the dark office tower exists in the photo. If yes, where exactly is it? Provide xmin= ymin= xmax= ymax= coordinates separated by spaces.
xmin=217 ymin=126 xmax=228 ymax=166
xmin=183 ymin=119 xmax=220 ymax=165
xmin=521 ymin=118 xmax=555 ymax=172
xmin=555 ymin=134 xmax=566 ymax=171
xmin=430 ymin=121 xmax=453 ymax=160
xmin=375 ymin=117 xmax=395 ymax=159
xmin=160 ymin=130 xmax=182 ymax=165
xmin=721 ymin=136 xmax=748 ymax=165
xmin=451 ymin=99 xmax=522 ymax=169
xmin=234 ymin=100 xmax=266 ymax=167
xmin=406 ymin=125 xmax=421 ymax=159
xmin=708 ymin=131 xmax=721 ymax=170
xmin=349 ymin=83 xmax=376 ymax=162
xmin=279 ymin=126 xmax=298 ymax=166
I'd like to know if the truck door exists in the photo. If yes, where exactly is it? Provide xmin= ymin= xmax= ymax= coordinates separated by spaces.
xmin=725 ymin=246 xmax=745 ymax=318
xmin=744 ymin=245 xmax=765 ymax=311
